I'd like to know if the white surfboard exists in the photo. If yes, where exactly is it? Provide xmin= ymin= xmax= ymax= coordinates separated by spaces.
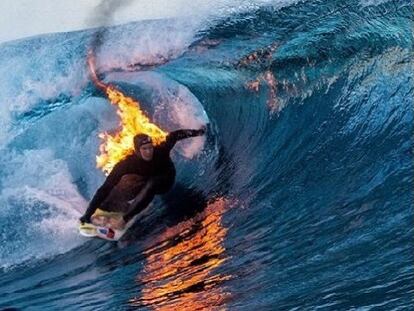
xmin=79 ymin=214 xmax=138 ymax=241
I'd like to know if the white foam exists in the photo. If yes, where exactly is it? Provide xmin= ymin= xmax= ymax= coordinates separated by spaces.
xmin=0 ymin=48 xmax=88 ymax=148
xmin=94 ymin=19 xmax=202 ymax=72
xmin=360 ymin=0 xmax=392 ymax=7
xmin=164 ymin=84 xmax=208 ymax=158
xmin=0 ymin=149 xmax=86 ymax=269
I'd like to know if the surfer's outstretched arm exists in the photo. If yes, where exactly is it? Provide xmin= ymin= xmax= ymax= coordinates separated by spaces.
xmin=80 ymin=160 xmax=127 ymax=223
xmin=163 ymin=126 xmax=206 ymax=151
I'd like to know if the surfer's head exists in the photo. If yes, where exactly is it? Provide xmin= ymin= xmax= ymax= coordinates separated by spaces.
xmin=133 ymin=134 xmax=154 ymax=161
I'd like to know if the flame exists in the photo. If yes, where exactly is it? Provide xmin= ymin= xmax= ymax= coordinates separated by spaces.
xmin=87 ymin=51 xmax=167 ymax=174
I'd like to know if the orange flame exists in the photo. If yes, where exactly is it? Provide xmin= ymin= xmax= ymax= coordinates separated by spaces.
xmin=87 ymin=51 xmax=167 ymax=174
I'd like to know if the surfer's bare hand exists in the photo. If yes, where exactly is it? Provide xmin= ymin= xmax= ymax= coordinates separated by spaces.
xmin=198 ymin=125 xmax=207 ymax=135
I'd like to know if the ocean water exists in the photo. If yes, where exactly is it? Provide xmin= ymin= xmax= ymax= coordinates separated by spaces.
xmin=0 ymin=0 xmax=412 ymax=310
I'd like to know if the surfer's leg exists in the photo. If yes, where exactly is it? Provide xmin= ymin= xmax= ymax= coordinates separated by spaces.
xmin=92 ymin=175 xmax=146 ymax=227
xmin=123 ymin=180 xmax=156 ymax=222
xmin=101 ymin=174 xmax=147 ymax=213
xmin=123 ymin=176 xmax=173 ymax=222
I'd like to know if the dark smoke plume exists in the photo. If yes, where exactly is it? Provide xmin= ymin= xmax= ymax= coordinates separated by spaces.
xmin=88 ymin=0 xmax=134 ymax=58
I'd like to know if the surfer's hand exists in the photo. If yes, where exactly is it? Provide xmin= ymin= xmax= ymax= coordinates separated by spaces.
xmin=198 ymin=125 xmax=207 ymax=135
xmin=79 ymin=215 xmax=91 ymax=224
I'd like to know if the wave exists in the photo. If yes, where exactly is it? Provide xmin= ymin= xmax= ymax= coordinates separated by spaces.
xmin=0 ymin=0 xmax=412 ymax=309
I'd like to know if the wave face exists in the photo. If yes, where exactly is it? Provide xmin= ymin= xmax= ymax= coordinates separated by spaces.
xmin=0 ymin=0 xmax=412 ymax=310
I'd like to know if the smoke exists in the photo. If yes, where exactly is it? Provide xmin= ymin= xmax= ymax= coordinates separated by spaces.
xmin=88 ymin=0 xmax=135 ymax=59
xmin=88 ymin=0 xmax=135 ymax=27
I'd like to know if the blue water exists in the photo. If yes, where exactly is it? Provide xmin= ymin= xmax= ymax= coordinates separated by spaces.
xmin=0 ymin=0 xmax=412 ymax=310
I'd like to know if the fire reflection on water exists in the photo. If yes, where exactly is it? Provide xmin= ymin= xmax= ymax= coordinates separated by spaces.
xmin=129 ymin=198 xmax=232 ymax=310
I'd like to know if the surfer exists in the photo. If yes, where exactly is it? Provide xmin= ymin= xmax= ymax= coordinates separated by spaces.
xmin=79 ymin=126 xmax=206 ymax=228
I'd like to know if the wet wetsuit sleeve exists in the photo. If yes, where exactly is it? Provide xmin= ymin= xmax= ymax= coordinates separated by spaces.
xmin=81 ymin=160 xmax=127 ymax=221
xmin=163 ymin=128 xmax=205 ymax=151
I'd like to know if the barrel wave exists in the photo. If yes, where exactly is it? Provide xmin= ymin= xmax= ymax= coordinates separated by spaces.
xmin=0 ymin=0 xmax=412 ymax=310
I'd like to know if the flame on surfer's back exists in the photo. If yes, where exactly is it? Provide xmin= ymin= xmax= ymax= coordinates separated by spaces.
xmin=87 ymin=51 xmax=167 ymax=175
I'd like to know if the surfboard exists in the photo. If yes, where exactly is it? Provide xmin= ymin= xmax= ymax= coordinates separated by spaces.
xmin=78 ymin=209 xmax=138 ymax=241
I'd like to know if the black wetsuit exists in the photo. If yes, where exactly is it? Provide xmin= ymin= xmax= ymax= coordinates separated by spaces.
xmin=81 ymin=129 xmax=204 ymax=223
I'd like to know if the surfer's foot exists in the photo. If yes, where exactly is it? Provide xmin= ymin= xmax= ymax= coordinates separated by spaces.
xmin=91 ymin=215 xmax=125 ymax=229
xmin=91 ymin=215 xmax=110 ymax=227
xmin=110 ymin=217 xmax=126 ymax=230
